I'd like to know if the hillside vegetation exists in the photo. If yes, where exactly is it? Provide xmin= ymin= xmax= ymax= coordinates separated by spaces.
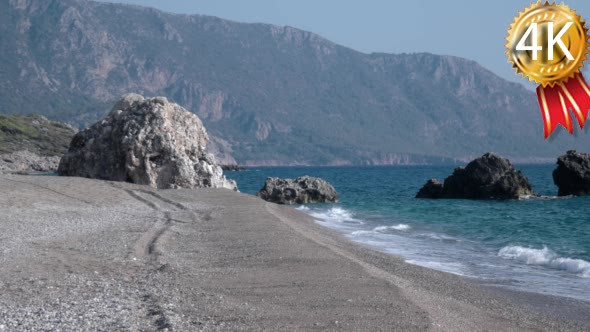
xmin=0 ymin=115 xmax=75 ymax=156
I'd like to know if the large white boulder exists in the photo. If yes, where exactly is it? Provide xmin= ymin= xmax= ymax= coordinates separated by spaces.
xmin=58 ymin=94 xmax=237 ymax=190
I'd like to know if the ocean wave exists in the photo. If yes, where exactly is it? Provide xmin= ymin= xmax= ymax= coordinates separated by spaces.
xmin=499 ymin=246 xmax=590 ymax=278
xmin=350 ymin=230 xmax=374 ymax=236
xmin=417 ymin=233 xmax=461 ymax=243
xmin=374 ymin=224 xmax=411 ymax=232
xmin=308 ymin=207 xmax=362 ymax=224
xmin=350 ymin=224 xmax=411 ymax=237
xmin=518 ymin=195 xmax=570 ymax=201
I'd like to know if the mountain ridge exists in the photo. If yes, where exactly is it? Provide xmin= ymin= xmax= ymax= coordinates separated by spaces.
xmin=1 ymin=0 xmax=587 ymax=165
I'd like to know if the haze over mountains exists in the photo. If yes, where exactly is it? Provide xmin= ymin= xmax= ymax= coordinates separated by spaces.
xmin=1 ymin=0 xmax=587 ymax=165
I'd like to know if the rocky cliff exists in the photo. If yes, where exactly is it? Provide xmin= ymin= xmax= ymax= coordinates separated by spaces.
xmin=0 ymin=0 xmax=586 ymax=165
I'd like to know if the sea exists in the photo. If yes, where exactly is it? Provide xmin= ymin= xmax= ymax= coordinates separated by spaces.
xmin=225 ymin=165 xmax=590 ymax=302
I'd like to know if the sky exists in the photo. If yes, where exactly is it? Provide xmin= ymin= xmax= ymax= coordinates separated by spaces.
xmin=95 ymin=0 xmax=590 ymax=86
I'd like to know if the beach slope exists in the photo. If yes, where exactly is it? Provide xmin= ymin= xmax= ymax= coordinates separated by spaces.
xmin=0 ymin=175 xmax=588 ymax=331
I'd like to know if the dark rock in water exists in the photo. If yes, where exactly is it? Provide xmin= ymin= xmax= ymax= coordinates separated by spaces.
xmin=553 ymin=150 xmax=590 ymax=196
xmin=221 ymin=164 xmax=246 ymax=171
xmin=258 ymin=176 xmax=339 ymax=204
xmin=58 ymin=94 xmax=237 ymax=190
xmin=415 ymin=179 xmax=444 ymax=199
xmin=416 ymin=153 xmax=535 ymax=200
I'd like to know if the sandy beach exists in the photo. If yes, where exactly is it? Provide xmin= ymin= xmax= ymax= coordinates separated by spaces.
xmin=0 ymin=175 xmax=588 ymax=331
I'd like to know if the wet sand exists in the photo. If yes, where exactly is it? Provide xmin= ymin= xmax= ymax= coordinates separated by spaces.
xmin=0 ymin=175 xmax=588 ymax=331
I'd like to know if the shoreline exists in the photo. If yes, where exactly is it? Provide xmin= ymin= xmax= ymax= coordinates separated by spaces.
xmin=270 ymin=203 xmax=590 ymax=328
xmin=0 ymin=175 xmax=588 ymax=330
xmin=306 ymin=205 xmax=590 ymax=304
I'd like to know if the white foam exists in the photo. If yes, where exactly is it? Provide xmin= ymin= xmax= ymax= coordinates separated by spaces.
xmin=374 ymin=224 xmax=411 ymax=232
xmin=308 ymin=207 xmax=362 ymax=224
xmin=295 ymin=205 xmax=310 ymax=211
xmin=518 ymin=195 xmax=565 ymax=201
xmin=349 ymin=224 xmax=411 ymax=237
xmin=406 ymin=259 xmax=467 ymax=275
xmin=499 ymin=246 xmax=590 ymax=278
xmin=350 ymin=230 xmax=374 ymax=236
xmin=419 ymin=233 xmax=461 ymax=242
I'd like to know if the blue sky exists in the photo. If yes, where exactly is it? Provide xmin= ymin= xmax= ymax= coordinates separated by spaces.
xmin=96 ymin=0 xmax=590 ymax=86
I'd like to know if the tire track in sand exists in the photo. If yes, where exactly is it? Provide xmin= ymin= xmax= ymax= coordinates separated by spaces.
xmin=123 ymin=188 xmax=189 ymax=331
xmin=123 ymin=189 xmax=183 ymax=263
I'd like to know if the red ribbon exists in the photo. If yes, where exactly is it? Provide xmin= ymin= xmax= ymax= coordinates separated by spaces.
xmin=536 ymin=73 xmax=590 ymax=138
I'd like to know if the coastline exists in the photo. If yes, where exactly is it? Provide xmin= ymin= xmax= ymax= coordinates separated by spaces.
xmin=0 ymin=175 xmax=588 ymax=330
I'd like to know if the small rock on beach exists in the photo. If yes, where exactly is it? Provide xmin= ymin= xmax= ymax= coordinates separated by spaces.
xmin=258 ymin=176 xmax=339 ymax=204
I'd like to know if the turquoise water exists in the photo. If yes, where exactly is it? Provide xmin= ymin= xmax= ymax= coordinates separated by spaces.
xmin=226 ymin=165 xmax=590 ymax=302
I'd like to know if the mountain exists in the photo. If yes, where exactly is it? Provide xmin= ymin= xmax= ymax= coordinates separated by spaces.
xmin=1 ymin=0 xmax=587 ymax=165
